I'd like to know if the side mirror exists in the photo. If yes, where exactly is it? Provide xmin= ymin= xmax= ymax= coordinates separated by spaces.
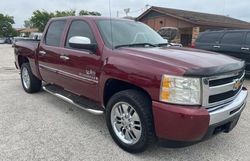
xmin=69 ymin=36 xmax=97 ymax=52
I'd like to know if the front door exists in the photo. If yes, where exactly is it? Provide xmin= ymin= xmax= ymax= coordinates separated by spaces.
xmin=59 ymin=20 xmax=102 ymax=102
xmin=218 ymin=32 xmax=244 ymax=60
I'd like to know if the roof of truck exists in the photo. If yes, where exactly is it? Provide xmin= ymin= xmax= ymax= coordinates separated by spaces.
xmin=50 ymin=16 xmax=135 ymax=21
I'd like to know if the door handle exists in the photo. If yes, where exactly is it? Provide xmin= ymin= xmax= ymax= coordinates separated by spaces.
xmin=39 ymin=51 xmax=47 ymax=56
xmin=60 ymin=55 xmax=70 ymax=61
xmin=213 ymin=45 xmax=221 ymax=49
xmin=241 ymin=47 xmax=249 ymax=51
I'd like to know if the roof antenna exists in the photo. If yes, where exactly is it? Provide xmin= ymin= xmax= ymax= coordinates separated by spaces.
xmin=109 ymin=0 xmax=114 ymax=50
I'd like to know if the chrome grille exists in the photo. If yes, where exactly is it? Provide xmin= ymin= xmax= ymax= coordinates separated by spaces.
xmin=202 ymin=71 xmax=245 ymax=112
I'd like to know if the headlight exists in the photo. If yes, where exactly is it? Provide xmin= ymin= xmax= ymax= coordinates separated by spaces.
xmin=160 ymin=75 xmax=201 ymax=105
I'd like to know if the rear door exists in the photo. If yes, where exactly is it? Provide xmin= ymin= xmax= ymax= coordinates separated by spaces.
xmin=195 ymin=32 xmax=222 ymax=52
xmin=58 ymin=20 xmax=102 ymax=101
xmin=241 ymin=32 xmax=250 ymax=72
xmin=217 ymin=31 xmax=244 ymax=59
xmin=38 ymin=20 xmax=67 ymax=85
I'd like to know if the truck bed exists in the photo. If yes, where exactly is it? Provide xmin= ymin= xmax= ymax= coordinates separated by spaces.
xmin=14 ymin=39 xmax=40 ymax=52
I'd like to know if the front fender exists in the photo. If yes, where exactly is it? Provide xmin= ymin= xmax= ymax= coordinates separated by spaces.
xmin=98 ymin=56 xmax=162 ymax=106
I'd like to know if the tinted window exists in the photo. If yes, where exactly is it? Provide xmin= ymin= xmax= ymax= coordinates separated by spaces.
xmin=66 ymin=20 xmax=96 ymax=48
xmin=245 ymin=33 xmax=250 ymax=45
xmin=221 ymin=32 xmax=243 ymax=45
xmin=45 ymin=20 xmax=66 ymax=47
xmin=197 ymin=32 xmax=221 ymax=43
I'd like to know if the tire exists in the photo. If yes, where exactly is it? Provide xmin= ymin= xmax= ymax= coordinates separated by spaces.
xmin=21 ymin=63 xmax=41 ymax=93
xmin=106 ymin=89 xmax=155 ymax=153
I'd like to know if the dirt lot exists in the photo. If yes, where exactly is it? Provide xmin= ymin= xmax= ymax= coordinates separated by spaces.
xmin=0 ymin=44 xmax=250 ymax=161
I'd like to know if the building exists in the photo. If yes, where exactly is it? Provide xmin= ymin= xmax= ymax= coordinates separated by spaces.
xmin=15 ymin=28 xmax=39 ymax=37
xmin=136 ymin=6 xmax=250 ymax=46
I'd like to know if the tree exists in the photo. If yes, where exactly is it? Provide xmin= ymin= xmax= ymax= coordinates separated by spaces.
xmin=0 ymin=13 xmax=16 ymax=37
xmin=29 ymin=10 xmax=76 ymax=32
xmin=55 ymin=10 xmax=76 ymax=17
xmin=30 ymin=10 xmax=55 ymax=32
xmin=24 ymin=20 xmax=33 ymax=28
xmin=28 ymin=9 xmax=101 ymax=32
xmin=79 ymin=10 xmax=101 ymax=16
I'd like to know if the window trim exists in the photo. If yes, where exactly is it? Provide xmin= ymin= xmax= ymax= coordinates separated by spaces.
xmin=44 ymin=20 xmax=67 ymax=47
xmin=64 ymin=19 xmax=97 ymax=51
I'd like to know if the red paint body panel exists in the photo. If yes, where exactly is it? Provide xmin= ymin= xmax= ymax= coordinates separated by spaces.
xmin=152 ymin=101 xmax=210 ymax=141
xmin=14 ymin=41 xmax=41 ymax=79
xmin=13 ymin=16 xmax=244 ymax=141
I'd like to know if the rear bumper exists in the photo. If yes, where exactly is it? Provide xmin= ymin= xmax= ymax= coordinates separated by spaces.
xmin=152 ymin=88 xmax=247 ymax=142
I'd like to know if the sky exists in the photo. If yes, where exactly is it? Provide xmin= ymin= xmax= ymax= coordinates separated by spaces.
xmin=0 ymin=0 xmax=250 ymax=28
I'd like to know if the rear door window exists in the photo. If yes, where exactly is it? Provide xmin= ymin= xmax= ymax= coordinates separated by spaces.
xmin=198 ymin=32 xmax=221 ymax=43
xmin=45 ymin=20 xmax=66 ymax=47
xmin=220 ymin=32 xmax=244 ymax=45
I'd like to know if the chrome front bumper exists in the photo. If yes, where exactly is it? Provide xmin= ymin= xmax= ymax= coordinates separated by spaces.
xmin=209 ymin=89 xmax=248 ymax=125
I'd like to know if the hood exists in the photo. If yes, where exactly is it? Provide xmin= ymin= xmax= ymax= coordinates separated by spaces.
xmin=117 ymin=47 xmax=245 ymax=77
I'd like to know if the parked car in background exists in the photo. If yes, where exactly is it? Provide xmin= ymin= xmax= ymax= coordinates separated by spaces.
xmin=5 ymin=37 xmax=12 ymax=44
xmin=158 ymin=27 xmax=183 ymax=47
xmin=169 ymin=42 xmax=183 ymax=47
xmin=195 ymin=30 xmax=250 ymax=74
xmin=0 ymin=37 xmax=6 ymax=44
xmin=29 ymin=32 xmax=43 ymax=40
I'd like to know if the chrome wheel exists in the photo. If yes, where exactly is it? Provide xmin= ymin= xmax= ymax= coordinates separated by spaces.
xmin=110 ymin=102 xmax=142 ymax=145
xmin=22 ymin=67 xmax=30 ymax=89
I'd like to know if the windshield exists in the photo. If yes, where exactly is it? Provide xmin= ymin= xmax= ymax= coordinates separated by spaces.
xmin=96 ymin=20 xmax=167 ymax=49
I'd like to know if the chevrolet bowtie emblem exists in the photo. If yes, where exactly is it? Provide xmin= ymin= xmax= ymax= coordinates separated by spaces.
xmin=233 ymin=79 xmax=242 ymax=91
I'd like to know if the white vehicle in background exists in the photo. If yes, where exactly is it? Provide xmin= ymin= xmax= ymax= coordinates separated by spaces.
xmin=29 ymin=32 xmax=42 ymax=40
xmin=169 ymin=42 xmax=183 ymax=47
xmin=0 ymin=38 xmax=6 ymax=44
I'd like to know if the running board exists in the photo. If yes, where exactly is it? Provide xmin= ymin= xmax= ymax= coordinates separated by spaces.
xmin=42 ymin=85 xmax=104 ymax=115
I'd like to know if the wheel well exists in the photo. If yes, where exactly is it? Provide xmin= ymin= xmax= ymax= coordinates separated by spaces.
xmin=103 ymin=79 xmax=152 ymax=107
xmin=18 ymin=55 xmax=29 ymax=68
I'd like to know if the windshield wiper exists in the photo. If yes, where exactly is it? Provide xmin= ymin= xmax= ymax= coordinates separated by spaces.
xmin=114 ymin=43 xmax=157 ymax=49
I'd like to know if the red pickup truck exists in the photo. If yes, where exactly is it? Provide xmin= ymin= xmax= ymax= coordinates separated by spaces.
xmin=14 ymin=16 xmax=247 ymax=153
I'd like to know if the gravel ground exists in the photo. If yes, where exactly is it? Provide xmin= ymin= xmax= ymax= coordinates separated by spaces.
xmin=0 ymin=44 xmax=250 ymax=161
